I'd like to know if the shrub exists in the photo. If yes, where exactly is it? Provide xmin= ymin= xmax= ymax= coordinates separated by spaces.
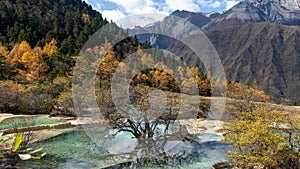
xmin=222 ymin=108 xmax=300 ymax=169
xmin=56 ymin=90 xmax=75 ymax=116
xmin=0 ymin=81 xmax=23 ymax=113
xmin=0 ymin=81 xmax=55 ymax=114
xmin=20 ymin=85 xmax=55 ymax=114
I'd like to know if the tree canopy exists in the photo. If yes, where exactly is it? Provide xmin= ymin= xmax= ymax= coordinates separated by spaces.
xmin=0 ymin=0 xmax=107 ymax=55
xmin=222 ymin=108 xmax=300 ymax=169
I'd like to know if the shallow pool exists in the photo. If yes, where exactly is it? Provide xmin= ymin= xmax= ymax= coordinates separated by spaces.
xmin=27 ymin=130 xmax=229 ymax=169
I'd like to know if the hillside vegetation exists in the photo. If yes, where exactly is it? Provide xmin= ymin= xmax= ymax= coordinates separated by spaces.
xmin=207 ymin=23 xmax=300 ymax=104
xmin=0 ymin=0 xmax=106 ymax=55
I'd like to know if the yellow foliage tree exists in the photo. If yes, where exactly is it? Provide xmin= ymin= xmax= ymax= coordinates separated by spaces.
xmin=82 ymin=13 xmax=91 ymax=24
xmin=26 ymin=58 xmax=49 ymax=82
xmin=222 ymin=108 xmax=300 ymax=169
xmin=188 ymin=67 xmax=212 ymax=96
xmin=226 ymin=81 xmax=271 ymax=112
xmin=177 ymin=66 xmax=185 ymax=79
xmin=181 ymin=78 xmax=195 ymax=94
xmin=43 ymin=39 xmax=58 ymax=57
xmin=154 ymin=62 xmax=173 ymax=75
xmin=20 ymin=51 xmax=38 ymax=65
xmin=17 ymin=50 xmax=49 ymax=82
xmin=152 ymin=70 xmax=175 ymax=91
xmin=19 ymin=41 xmax=31 ymax=52
xmin=98 ymin=49 xmax=119 ymax=80
xmin=141 ymin=53 xmax=154 ymax=67
xmin=7 ymin=41 xmax=32 ymax=67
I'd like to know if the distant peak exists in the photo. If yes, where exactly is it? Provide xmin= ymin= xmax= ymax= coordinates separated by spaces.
xmin=171 ymin=10 xmax=193 ymax=15
xmin=246 ymin=0 xmax=300 ymax=10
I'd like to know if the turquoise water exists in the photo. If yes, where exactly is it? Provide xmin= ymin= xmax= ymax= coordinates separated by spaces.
xmin=28 ymin=129 xmax=229 ymax=169
xmin=18 ymin=130 xmax=98 ymax=168
xmin=0 ymin=115 xmax=230 ymax=168
xmin=0 ymin=115 xmax=65 ymax=130
xmin=30 ymin=130 xmax=134 ymax=168
xmin=136 ymin=140 xmax=229 ymax=169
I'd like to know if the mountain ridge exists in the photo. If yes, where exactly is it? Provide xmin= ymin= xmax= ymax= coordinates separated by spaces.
xmin=206 ymin=22 xmax=300 ymax=102
xmin=130 ymin=0 xmax=300 ymax=103
xmin=205 ymin=0 xmax=300 ymax=30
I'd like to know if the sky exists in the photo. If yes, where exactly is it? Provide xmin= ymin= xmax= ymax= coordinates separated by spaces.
xmin=83 ymin=0 xmax=242 ymax=28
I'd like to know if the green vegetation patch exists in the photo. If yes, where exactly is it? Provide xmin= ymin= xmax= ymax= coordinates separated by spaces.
xmin=0 ymin=115 xmax=65 ymax=130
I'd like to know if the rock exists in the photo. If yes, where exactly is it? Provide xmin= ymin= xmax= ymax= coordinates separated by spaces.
xmin=212 ymin=161 xmax=233 ymax=169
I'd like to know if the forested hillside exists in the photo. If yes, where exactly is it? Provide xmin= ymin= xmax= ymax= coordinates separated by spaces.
xmin=0 ymin=0 xmax=106 ymax=55
xmin=0 ymin=0 xmax=152 ymax=115
xmin=0 ymin=0 xmax=272 ymax=116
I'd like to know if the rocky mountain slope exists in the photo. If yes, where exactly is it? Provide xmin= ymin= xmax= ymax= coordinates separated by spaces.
xmin=206 ymin=0 xmax=300 ymax=30
xmin=206 ymin=23 xmax=300 ymax=102
xmin=129 ymin=10 xmax=212 ymax=49
xmin=131 ymin=0 xmax=300 ymax=103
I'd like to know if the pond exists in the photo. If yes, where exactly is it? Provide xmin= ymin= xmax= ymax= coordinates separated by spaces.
xmin=27 ymin=129 xmax=230 ymax=169
xmin=1 ymin=116 xmax=230 ymax=168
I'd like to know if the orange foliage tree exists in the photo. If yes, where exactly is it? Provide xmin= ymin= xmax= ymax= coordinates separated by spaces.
xmin=6 ymin=41 xmax=50 ymax=83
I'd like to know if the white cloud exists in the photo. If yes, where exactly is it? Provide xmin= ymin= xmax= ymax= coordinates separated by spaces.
xmin=116 ymin=13 xmax=168 ymax=28
xmin=106 ymin=0 xmax=159 ymax=14
xmin=225 ymin=0 xmax=239 ymax=10
xmin=209 ymin=1 xmax=221 ymax=8
xmin=165 ymin=0 xmax=200 ymax=12
xmin=196 ymin=0 xmax=211 ymax=8
xmin=94 ymin=3 xmax=102 ymax=11
xmin=102 ymin=10 xmax=126 ymax=22
xmin=100 ymin=0 xmax=167 ymax=28
xmin=95 ymin=0 xmax=241 ymax=27
xmin=196 ymin=0 xmax=240 ymax=10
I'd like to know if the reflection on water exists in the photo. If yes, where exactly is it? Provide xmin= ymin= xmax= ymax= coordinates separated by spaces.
xmin=28 ymin=128 xmax=229 ymax=169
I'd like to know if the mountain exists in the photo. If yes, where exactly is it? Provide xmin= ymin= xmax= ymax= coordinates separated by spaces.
xmin=129 ymin=10 xmax=212 ymax=48
xmin=204 ymin=11 xmax=221 ymax=19
xmin=133 ymin=0 xmax=300 ymax=33
xmin=163 ymin=22 xmax=300 ymax=102
xmin=206 ymin=23 xmax=300 ymax=102
xmin=0 ymin=0 xmax=107 ymax=55
xmin=206 ymin=0 xmax=300 ymax=30
xmin=130 ymin=10 xmax=211 ymax=35
xmin=131 ymin=0 xmax=300 ymax=103
xmin=170 ymin=10 xmax=212 ymax=28
xmin=205 ymin=0 xmax=300 ymax=102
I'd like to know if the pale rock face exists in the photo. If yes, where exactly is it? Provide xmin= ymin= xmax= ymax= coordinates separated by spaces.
xmin=132 ymin=0 xmax=300 ymax=33
xmin=131 ymin=0 xmax=300 ymax=37
xmin=129 ymin=10 xmax=212 ymax=45
xmin=247 ymin=0 xmax=300 ymax=10
xmin=209 ymin=0 xmax=300 ymax=26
